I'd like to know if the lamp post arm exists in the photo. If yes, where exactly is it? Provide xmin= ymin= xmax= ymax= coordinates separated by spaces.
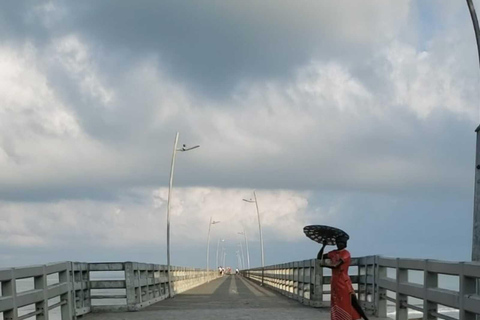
xmin=177 ymin=145 xmax=200 ymax=152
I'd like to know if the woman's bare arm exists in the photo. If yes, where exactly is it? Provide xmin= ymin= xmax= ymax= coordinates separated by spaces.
xmin=317 ymin=243 xmax=327 ymax=260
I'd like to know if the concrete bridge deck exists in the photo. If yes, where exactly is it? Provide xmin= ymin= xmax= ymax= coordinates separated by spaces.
xmin=85 ymin=275 xmax=330 ymax=320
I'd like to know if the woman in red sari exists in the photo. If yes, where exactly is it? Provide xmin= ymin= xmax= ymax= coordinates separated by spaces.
xmin=318 ymin=236 xmax=368 ymax=320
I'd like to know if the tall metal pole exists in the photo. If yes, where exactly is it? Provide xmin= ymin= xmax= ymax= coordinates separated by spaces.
xmin=243 ymin=228 xmax=250 ymax=269
xmin=238 ymin=242 xmax=245 ymax=270
xmin=467 ymin=0 xmax=480 ymax=262
xmin=236 ymin=251 xmax=242 ymax=269
xmin=207 ymin=219 xmax=220 ymax=275
xmin=474 ymin=127 xmax=480 ymax=262
xmin=166 ymin=132 xmax=179 ymax=298
xmin=206 ymin=217 xmax=213 ymax=272
xmin=253 ymin=191 xmax=265 ymax=285
xmin=216 ymin=239 xmax=220 ymax=269
xmin=221 ymin=241 xmax=225 ymax=267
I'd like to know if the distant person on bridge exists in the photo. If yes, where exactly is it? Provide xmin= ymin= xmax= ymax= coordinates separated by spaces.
xmin=318 ymin=236 xmax=369 ymax=320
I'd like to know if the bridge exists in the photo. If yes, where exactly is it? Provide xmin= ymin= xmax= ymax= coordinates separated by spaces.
xmin=1 ymin=256 xmax=479 ymax=320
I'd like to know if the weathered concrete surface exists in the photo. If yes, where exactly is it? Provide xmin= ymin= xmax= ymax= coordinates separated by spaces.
xmin=85 ymin=275 xmax=330 ymax=319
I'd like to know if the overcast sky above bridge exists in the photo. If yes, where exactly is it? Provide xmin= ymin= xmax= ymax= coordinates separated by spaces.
xmin=1 ymin=1 xmax=479 ymax=268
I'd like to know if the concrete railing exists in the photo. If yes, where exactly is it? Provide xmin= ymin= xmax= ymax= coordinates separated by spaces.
xmin=90 ymin=262 xmax=219 ymax=312
xmin=375 ymin=256 xmax=480 ymax=320
xmin=242 ymin=256 xmax=480 ymax=320
xmin=0 ymin=261 xmax=219 ymax=319
xmin=241 ymin=257 xmax=361 ymax=308
xmin=0 ymin=262 xmax=75 ymax=320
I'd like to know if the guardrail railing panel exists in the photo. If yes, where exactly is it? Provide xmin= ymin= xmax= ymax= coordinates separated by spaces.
xmin=242 ymin=256 xmax=480 ymax=320
xmin=0 ymin=261 xmax=220 ymax=319
xmin=3 ymin=256 xmax=478 ymax=319
xmin=0 ymin=262 xmax=74 ymax=320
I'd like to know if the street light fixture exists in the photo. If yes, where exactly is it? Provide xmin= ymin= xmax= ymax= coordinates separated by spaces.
xmin=166 ymin=132 xmax=199 ymax=298
xmin=206 ymin=217 xmax=220 ymax=273
xmin=243 ymin=191 xmax=265 ymax=285
xmin=238 ymin=230 xmax=250 ymax=269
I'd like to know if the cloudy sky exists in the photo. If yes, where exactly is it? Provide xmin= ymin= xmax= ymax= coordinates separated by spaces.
xmin=1 ymin=0 xmax=480 ymax=268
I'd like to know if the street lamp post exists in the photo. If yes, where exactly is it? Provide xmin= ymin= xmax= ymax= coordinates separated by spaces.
xmin=467 ymin=0 xmax=480 ymax=263
xmin=206 ymin=217 xmax=220 ymax=273
xmin=238 ymin=243 xmax=245 ymax=270
xmin=236 ymin=251 xmax=242 ymax=270
xmin=243 ymin=191 xmax=265 ymax=285
xmin=166 ymin=132 xmax=199 ymax=298
xmin=466 ymin=0 xmax=480 ymax=300
xmin=216 ymin=239 xmax=224 ymax=269
xmin=238 ymin=229 xmax=250 ymax=269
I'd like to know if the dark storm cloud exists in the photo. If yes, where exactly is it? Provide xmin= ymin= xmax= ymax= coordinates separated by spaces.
xmin=0 ymin=1 xmax=406 ymax=98
xmin=65 ymin=0 xmax=314 ymax=96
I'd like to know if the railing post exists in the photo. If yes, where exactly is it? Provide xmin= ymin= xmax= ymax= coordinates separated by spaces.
xmin=34 ymin=265 xmax=49 ymax=320
xmin=396 ymin=258 xmax=408 ymax=320
xmin=460 ymin=262 xmax=477 ymax=320
xmin=160 ymin=264 xmax=167 ymax=298
xmin=368 ymin=257 xmax=374 ymax=304
xmin=145 ymin=265 xmax=151 ymax=301
xmin=363 ymin=257 xmax=368 ymax=302
xmin=124 ymin=262 xmax=137 ymax=311
xmin=70 ymin=263 xmax=78 ymax=318
xmin=311 ymin=259 xmax=324 ymax=306
xmin=137 ymin=264 xmax=143 ymax=304
xmin=302 ymin=260 xmax=306 ymax=302
xmin=375 ymin=256 xmax=387 ymax=318
xmin=292 ymin=264 xmax=297 ymax=298
xmin=3 ymin=269 xmax=17 ymax=320
xmin=423 ymin=260 xmax=438 ymax=320
xmin=73 ymin=264 xmax=81 ymax=315
xmin=73 ymin=263 xmax=90 ymax=315
xmin=59 ymin=264 xmax=73 ymax=320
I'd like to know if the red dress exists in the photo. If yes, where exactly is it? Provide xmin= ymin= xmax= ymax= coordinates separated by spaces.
xmin=328 ymin=249 xmax=360 ymax=320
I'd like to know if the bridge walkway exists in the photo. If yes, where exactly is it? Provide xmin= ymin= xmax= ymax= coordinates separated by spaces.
xmin=85 ymin=275 xmax=331 ymax=320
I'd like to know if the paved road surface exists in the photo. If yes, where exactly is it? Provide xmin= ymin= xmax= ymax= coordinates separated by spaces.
xmin=85 ymin=275 xmax=330 ymax=320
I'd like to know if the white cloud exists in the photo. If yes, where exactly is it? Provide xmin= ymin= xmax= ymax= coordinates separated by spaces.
xmin=52 ymin=35 xmax=115 ymax=106
xmin=383 ymin=41 xmax=476 ymax=119
xmin=0 ymin=188 xmax=312 ymax=249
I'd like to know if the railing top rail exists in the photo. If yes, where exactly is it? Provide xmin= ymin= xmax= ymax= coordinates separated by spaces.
xmin=0 ymin=261 xmax=70 ymax=280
